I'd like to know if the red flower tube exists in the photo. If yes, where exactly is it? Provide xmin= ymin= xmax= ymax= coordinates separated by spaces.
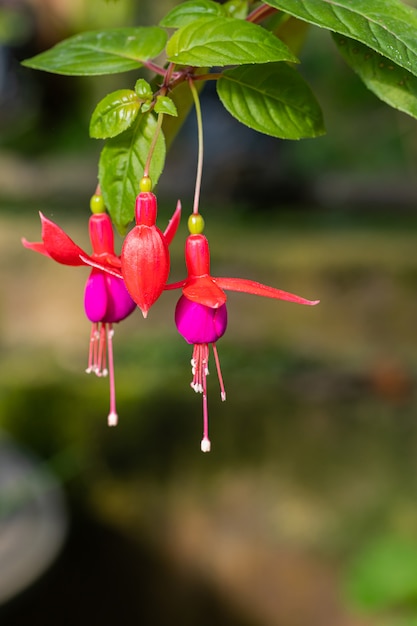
xmin=121 ymin=191 xmax=181 ymax=318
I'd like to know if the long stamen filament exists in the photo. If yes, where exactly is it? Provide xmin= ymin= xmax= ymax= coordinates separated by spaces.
xmin=201 ymin=344 xmax=211 ymax=452
xmin=86 ymin=323 xmax=97 ymax=373
xmin=212 ymin=343 xmax=226 ymax=401
xmin=107 ymin=324 xmax=118 ymax=427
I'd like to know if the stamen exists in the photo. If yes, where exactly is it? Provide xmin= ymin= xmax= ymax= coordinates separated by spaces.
xmin=106 ymin=323 xmax=118 ymax=427
xmin=201 ymin=347 xmax=211 ymax=452
xmin=93 ymin=327 xmax=100 ymax=373
xmin=212 ymin=343 xmax=226 ymax=401
xmin=190 ymin=344 xmax=212 ymax=451
xmin=86 ymin=323 xmax=98 ymax=373
xmin=96 ymin=324 xmax=107 ymax=376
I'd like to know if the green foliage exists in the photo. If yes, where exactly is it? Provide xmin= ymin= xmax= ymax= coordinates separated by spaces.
xmin=223 ymin=0 xmax=249 ymax=20
xmin=264 ymin=0 xmax=417 ymax=76
xmin=217 ymin=63 xmax=325 ymax=139
xmin=22 ymin=27 xmax=167 ymax=75
xmin=165 ymin=16 xmax=298 ymax=66
xmin=90 ymin=89 xmax=141 ymax=139
xmin=134 ymin=79 xmax=153 ymax=101
xmin=20 ymin=0 xmax=417 ymax=228
xmin=154 ymin=96 xmax=178 ymax=117
xmin=333 ymin=35 xmax=417 ymax=120
xmin=98 ymin=112 xmax=165 ymax=233
xmin=160 ymin=0 xmax=225 ymax=27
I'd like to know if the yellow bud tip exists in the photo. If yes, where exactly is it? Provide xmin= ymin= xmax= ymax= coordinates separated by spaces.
xmin=90 ymin=193 xmax=105 ymax=214
xmin=139 ymin=176 xmax=152 ymax=193
xmin=188 ymin=213 xmax=205 ymax=235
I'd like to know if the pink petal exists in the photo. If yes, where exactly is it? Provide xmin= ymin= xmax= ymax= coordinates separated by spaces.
xmin=40 ymin=212 xmax=87 ymax=266
xmin=175 ymin=296 xmax=227 ymax=344
xmin=84 ymin=271 xmax=108 ymax=322
xmin=215 ymin=277 xmax=320 ymax=305
xmin=103 ymin=273 xmax=136 ymax=323
xmin=84 ymin=270 xmax=136 ymax=323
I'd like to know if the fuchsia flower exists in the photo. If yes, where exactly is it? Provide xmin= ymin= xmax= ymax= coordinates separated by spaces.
xmin=121 ymin=191 xmax=181 ymax=318
xmin=22 ymin=210 xmax=136 ymax=426
xmin=171 ymin=232 xmax=320 ymax=452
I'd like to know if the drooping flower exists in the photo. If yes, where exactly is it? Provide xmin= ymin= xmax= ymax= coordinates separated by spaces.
xmin=22 ymin=206 xmax=136 ymax=426
xmin=175 ymin=295 xmax=227 ymax=452
xmin=121 ymin=190 xmax=181 ymax=318
xmin=171 ymin=229 xmax=320 ymax=452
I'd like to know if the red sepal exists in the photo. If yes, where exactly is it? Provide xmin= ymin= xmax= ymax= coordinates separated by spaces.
xmin=164 ymin=200 xmax=182 ymax=246
xmin=183 ymin=276 xmax=227 ymax=309
xmin=38 ymin=212 xmax=87 ymax=266
xmin=216 ymin=277 xmax=320 ymax=305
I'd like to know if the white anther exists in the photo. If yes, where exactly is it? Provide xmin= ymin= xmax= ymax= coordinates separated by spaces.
xmin=201 ymin=437 xmax=211 ymax=453
xmin=108 ymin=411 xmax=118 ymax=427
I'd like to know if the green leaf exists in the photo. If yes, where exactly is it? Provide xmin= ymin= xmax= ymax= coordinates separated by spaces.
xmin=217 ymin=62 xmax=325 ymax=139
xmin=99 ymin=113 xmax=165 ymax=233
xmin=166 ymin=16 xmax=298 ymax=67
xmin=264 ymin=0 xmax=417 ymax=78
xmin=154 ymin=96 xmax=178 ymax=117
xmin=135 ymin=78 xmax=153 ymax=101
xmin=90 ymin=89 xmax=141 ymax=139
xmin=22 ymin=27 xmax=167 ymax=76
xmin=333 ymin=34 xmax=417 ymax=120
xmin=223 ymin=0 xmax=249 ymax=20
xmin=160 ymin=0 xmax=225 ymax=28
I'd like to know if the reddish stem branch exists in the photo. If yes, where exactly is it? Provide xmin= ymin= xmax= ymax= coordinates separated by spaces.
xmin=143 ymin=60 xmax=167 ymax=77
xmin=246 ymin=3 xmax=278 ymax=23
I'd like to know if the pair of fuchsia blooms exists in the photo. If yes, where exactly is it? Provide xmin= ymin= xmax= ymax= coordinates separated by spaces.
xmin=22 ymin=190 xmax=319 ymax=452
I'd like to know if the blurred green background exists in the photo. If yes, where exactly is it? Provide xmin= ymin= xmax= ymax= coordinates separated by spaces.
xmin=1 ymin=1 xmax=417 ymax=625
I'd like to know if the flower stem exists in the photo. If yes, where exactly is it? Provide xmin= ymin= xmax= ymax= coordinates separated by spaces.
xmin=188 ymin=78 xmax=204 ymax=215
xmin=143 ymin=111 xmax=164 ymax=181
